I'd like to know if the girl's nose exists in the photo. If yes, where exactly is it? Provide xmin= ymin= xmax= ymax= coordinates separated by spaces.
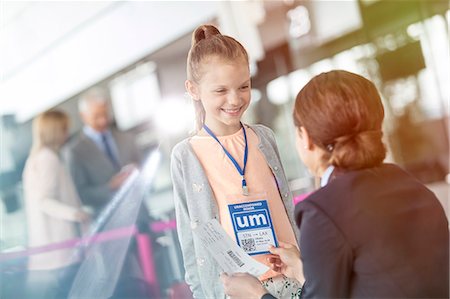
xmin=227 ymin=91 xmax=241 ymax=105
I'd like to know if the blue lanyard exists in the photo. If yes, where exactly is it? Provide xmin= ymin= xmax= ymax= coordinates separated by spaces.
xmin=203 ymin=122 xmax=249 ymax=196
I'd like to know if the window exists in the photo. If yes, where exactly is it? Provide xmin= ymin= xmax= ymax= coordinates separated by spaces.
xmin=109 ymin=62 xmax=161 ymax=130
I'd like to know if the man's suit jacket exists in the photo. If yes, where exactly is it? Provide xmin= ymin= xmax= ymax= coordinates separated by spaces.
xmin=295 ymin=163 xmax=449 ymax=298
xmin=64 ymin=128 xmax=141 ymax=213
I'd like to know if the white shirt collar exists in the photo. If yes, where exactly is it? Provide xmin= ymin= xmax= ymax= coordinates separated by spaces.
xmin=320 ymin=165 xmax=335 ymax=187
xmin=83 ymin=126 xmax=111 ymax=140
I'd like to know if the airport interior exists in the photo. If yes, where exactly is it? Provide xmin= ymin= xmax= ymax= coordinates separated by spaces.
xmin=0 ymin=1 xmax=449 ymax=298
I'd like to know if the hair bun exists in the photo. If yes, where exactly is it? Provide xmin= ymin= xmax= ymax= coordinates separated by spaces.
xmin=192 ymin=25 xmax=221 ymax=46
xmin=330 ymin=130 xmax=386 ymax=170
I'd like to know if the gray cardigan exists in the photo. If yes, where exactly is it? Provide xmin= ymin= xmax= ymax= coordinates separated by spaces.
xmin=170 ymin=124 xmax=299 ymax=299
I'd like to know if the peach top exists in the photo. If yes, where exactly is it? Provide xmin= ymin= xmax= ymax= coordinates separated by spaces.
xmin=190 ymin=127 xmax=297 ymax=280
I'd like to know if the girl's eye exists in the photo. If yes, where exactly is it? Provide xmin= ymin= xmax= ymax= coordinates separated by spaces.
xmin=240 ymin=85 xmax=249 ymax=90
xmin=215 ymin=89 xmax=226 ymax=93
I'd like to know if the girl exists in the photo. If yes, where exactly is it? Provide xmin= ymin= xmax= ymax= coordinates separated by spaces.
xmin=170 ymin=25 xmax=301 ymax=298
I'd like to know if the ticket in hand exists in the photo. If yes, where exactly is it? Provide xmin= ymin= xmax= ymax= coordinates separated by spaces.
xmin=193 ymin=218 xmax=269 ymax=277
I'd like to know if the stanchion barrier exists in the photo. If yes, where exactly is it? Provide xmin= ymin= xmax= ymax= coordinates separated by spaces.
xmin=1 ymin=219 xmax=181 ymax=299
xmin=0 ymin=225 xmax=137 ymax=262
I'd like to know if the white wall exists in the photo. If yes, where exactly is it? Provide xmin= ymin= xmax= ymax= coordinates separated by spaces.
xmin=0 ymin=1 xmax=218 ymax=122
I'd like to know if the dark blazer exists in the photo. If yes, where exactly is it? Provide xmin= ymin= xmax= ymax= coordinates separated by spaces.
xmin=63 ymin=128 xmax=141 ymax=213
xmin=295 ymin=163 xmax=449 ymax=298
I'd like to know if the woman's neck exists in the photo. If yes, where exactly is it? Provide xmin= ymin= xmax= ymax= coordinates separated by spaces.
xmin=316 ymin=165 xmax=328 ymax=177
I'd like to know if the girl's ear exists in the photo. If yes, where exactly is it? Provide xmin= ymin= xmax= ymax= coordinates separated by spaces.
xmin=299 ymin=126 xmax=313 ymax=150
xmin=185 ymin=80 xmax=200 ymax=101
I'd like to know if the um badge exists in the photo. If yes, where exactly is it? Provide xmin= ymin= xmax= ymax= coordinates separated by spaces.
xmin=228 ymin=200 xmax=278 ymax=255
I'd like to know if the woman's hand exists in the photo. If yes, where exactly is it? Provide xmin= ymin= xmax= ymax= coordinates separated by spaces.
xmin=75 ymin=210 xmax=91 ymax=223
xmin=75 ymin=210 xmax=92 ymax=234
xmin=267 ymin=241 xmax=305 ymax=284
xmin=220 ymin=272 xmax=269 ymax=299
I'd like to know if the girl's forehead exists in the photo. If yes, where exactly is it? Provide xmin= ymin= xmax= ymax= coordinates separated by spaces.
xmin=198 ymin=56 xmax=249 ymax=79
xmin=202 ymin=54 xmax=247 ymax=67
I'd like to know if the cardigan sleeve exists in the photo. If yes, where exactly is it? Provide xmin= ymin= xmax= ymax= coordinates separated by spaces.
xmin=170 ymin=145 xmax=206 ymax=299
xmin=297 ymin=201 xmax=353 ymax=298
xmin=251 ymin=124 xmax=300 ymax=241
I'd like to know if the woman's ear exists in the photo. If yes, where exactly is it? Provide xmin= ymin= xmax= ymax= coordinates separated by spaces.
xmin=299 ymin=126 xmax=313 ymax=150
xmin=185 ymin=80 xmax=200 ymax=101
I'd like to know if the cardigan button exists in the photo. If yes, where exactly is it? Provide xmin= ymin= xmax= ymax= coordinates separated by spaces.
xmin=197 ymin=258 xmax=205 ymax=266
xmin=192 ymin=183 xmax=203 ymax=193
xmin=190 ymin=219 xmax=199 ymax=229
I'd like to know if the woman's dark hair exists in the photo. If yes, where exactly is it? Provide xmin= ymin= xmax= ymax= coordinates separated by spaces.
xmin=293 ymin=70 xmax=386 ymax=170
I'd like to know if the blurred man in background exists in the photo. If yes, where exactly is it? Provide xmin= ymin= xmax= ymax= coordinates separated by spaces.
xmin=63 ymin=87 xmax=153 ymax=298
xmin=64 ymin=87 xmax=140 ymax=216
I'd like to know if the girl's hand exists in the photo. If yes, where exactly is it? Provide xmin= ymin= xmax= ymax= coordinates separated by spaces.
xmin=220 ymin=272 xmax=269 ymax=299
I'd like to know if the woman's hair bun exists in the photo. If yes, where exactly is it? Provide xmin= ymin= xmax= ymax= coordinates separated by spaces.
xmin=330 ymin=130 xmax=386 ymax=170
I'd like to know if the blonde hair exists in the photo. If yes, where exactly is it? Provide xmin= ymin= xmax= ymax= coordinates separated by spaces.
xmin=186 ymin=24 xmax=249 ymax=132
xmin=31 ymin=110 xmax=69 ymax=154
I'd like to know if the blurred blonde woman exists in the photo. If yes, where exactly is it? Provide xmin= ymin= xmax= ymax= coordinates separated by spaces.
xmin=23 ymin=110 xmax=90 ymax=298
